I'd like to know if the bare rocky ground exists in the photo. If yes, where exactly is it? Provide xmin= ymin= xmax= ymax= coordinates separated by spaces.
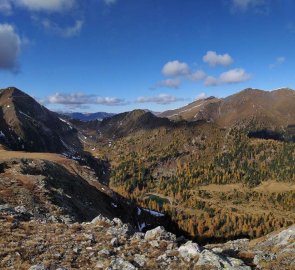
xmin=0 ymin=210 xmax=294 ymax=270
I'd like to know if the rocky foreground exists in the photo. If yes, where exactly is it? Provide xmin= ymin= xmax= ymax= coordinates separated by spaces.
xmin=1 ymin=210 xmax=294 ymax=270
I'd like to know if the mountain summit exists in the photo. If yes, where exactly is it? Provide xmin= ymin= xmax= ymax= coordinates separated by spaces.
xmin=160 ymin=88 xmax=295 ymax=128
xmin=0 ymin=87 xmax=81 ymax=153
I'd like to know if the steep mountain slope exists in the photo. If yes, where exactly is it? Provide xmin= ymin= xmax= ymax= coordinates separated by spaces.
xmin=97 ymin=109 xmax=172 ymax=138
xmin=0 ymin=149 xmax=179 ymax=232
xmin=160 ymin=88 xmax=295 ymax=129
xmin=0 ymin=87 xmax=81 ymax=153
xmin=215 ymin=88 xmax=295 ymax=128
xmin=159 ymin=96 xmax=220 ymax=122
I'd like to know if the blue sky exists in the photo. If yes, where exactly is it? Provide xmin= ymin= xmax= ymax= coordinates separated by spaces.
xmin=0 ymin=0 xmax=295 ymax=113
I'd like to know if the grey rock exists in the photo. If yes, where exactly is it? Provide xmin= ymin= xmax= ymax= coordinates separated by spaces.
xmin=131 ymin=232 xmax=144 ymax=240
xmin=149 ymin=240 xmax=159 ymax=247
xmin=14 ymin=205 xmax=27 ymax=214
xmin=28 ymin=264 xmax=48 ymax=270
xmin=253 ymin=253 xmax=277 ymax=265
xmin=134 ymin=254 xmax=146 ymax=267
xmin=83 ymin=233 xmax=95 ymax=243
xmin=111 ymin=237 xmax=120 ymax=247
xmin=156 ymin=253 xmax=167 ymax=261
xmin=95 ymin=260 xmax=106 ymax=269
xmin=197 ymin=249 xmax=251 ymax=270
xmin=144 ymin=226 xmax=176 ymax=241
xmin=178 ymin=241 xmax=202 ymax=258
xmin=98 ymin=249 xmax=110 ymax=256
xmin=110 ymin=257 xmax=137 ymax=270
xmin=112 ymin=217 xmax=123 ymax=227
xmin=91 ymin=214 xmax=111 ymax=224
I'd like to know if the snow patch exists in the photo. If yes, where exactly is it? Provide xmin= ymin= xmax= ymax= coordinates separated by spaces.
xmin=19 ymin=111 xmax=32 ymax=119
xmin=138 ymin=222 xmax=146 ymax=231
xmin=143 ymin=208 xmax=165 ymax=217
xmin=111 ymin=203 xmax=118 ymax=208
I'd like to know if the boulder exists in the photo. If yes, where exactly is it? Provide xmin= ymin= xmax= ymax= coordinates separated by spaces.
xmin=178 ymin=241 xmax=202 ymax=258
xmin=196 ymin=250 xmax=251 ymax=270
xmin=144 ymin=226 xmax=176 ymax=241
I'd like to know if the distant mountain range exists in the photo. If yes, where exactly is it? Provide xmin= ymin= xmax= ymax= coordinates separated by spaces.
xmin=61 ymin=111 xmax=116 ymax=122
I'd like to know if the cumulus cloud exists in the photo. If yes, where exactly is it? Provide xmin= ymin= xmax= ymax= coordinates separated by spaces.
xmin=187 ymin=70 xmax=206 ymax=81
xmin=40 ymin=19 xmax=83 ymax=38
xmin=196 ymin=92 xmax=207 ymax=100
xmin=15 ymin=0 xmax=76 ymax=12
xmin=0 ymin=23 xmax=21 ymax=71
xmin=269 ymin=56 xmax=285 ymax=69
xmin=47 ymin=93 xmax=126 ymax=107
xmin=162 ymin=60 xmax=190 ymax=77
xmin=203 ymin=51 xmax=234 ymax=67
xmin=205 ymin=68 xmax=251 ymax=86
xmin=157 ymin=78 xmax=181 ymax=89
xmin=136 ymin=94 xmax=184 ymax=105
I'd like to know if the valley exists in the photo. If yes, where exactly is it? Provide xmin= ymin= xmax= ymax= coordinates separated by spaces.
xmin=0 ymin=87 xmax=294 ymax=269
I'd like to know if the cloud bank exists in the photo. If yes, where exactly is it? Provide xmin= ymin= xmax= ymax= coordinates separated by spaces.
xmin=0 ymin=23 xmax=21 ymax=71
xmin=47 ymin=93 xmax=127 ymax=107
xmin=136 ymin=94 xmax=184 ymax=105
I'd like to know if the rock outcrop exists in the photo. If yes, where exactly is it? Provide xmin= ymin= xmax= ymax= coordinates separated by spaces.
xmin=1 ymin=208 xmax=293 ymax=269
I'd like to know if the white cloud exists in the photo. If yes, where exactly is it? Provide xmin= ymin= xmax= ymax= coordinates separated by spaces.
xmin=47 ymin=93 xmax=126 ymax=107
xmin=162 ymin=60 xmax=190 ymax=77
xmin=204 ymin=76 xmax=219 ymax=86
xmin=187 ymin=70 xmax=206 ymax=81
xmin=15 ymin=0 xmax=75 ymax=12
xmin=0 ymin=23 xmax=21 ymax=71
xmin=196 ymin=92 xmax=207 ymax=100
xmin=203 ymin=51 xmax=234 ymax=67
xmin=103 ymin=0 xmax=117 ymax=5
xmin=269 ymin=56 xmax=285 ymax=69
xmin=41 ymin=19 xmax=83 ymax=38
xmin=0 ymin=0 xmax=12 ymax=15
xmin=205 ymin=68 xmax=251 ymax=86
xmin=136 ymin=94 xmax=184 ymax=105
xmin=157 ymin=78 xmax=181 ymax=89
